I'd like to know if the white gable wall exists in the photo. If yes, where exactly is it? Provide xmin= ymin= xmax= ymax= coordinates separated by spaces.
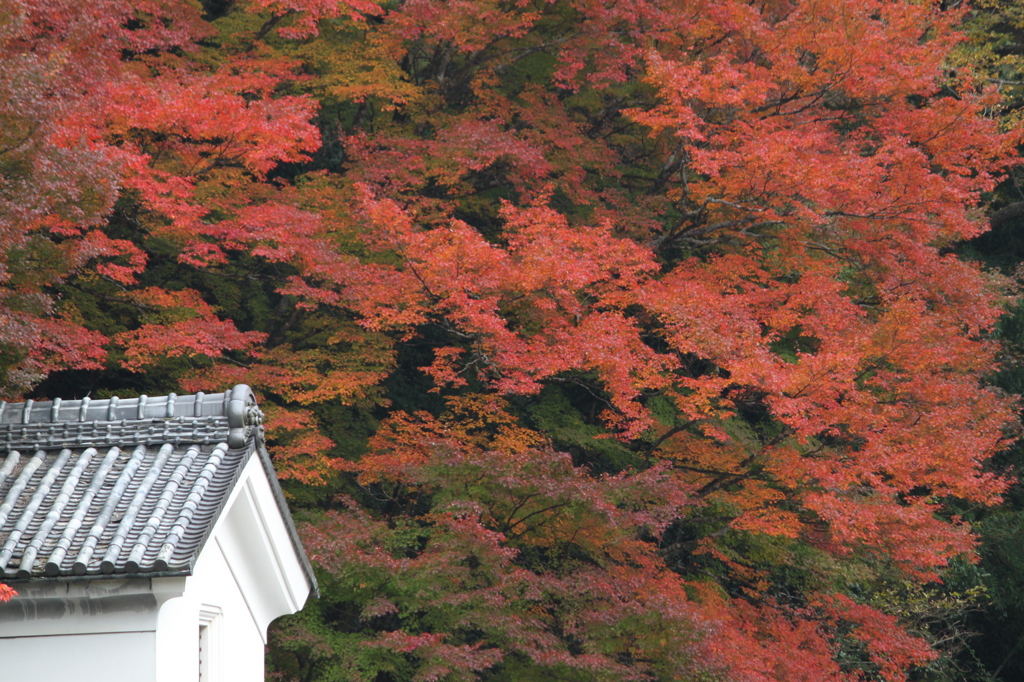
xmin=215 ymin=452 xmax=311 ymax=634
xmin=155 ymin=453 xmax=311 ymax=681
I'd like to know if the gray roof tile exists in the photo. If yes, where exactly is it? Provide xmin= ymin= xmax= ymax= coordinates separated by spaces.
xmin=0 ymin=386 xmax=316 ymax=596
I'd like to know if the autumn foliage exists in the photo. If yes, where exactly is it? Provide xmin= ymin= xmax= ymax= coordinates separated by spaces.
xmin=2 ymin=0 xmax=1022 ymax=679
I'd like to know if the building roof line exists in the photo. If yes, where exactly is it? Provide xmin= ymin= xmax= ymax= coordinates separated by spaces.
xmin=0 ymin=385 xmax=316 ymax=599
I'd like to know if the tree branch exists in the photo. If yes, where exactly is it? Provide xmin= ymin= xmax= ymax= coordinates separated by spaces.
xmin=989 ymin=201 xmax=1024 ymax=230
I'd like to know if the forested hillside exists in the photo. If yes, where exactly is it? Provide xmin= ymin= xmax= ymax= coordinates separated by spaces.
xmin=4 ymin=0 xmax=1024 ymax=679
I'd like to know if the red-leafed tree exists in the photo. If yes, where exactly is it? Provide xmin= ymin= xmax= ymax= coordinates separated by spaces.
xmin=260 ymin=0 xmax=1020 ymax=679
xmin=3 ymin=0 xmax=1022 ymax=680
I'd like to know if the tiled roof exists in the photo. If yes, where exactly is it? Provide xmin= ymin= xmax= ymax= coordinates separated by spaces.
xmin=0 ymin=385 xmax=315 ymax=591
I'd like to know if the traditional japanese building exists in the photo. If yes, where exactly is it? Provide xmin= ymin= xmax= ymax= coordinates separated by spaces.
xmin=0 ymin=385 xmax=316 ymax=681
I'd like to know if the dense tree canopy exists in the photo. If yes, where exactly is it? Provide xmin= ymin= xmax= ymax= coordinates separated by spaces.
xmin=4 ymin=0 xmax=1024 ymax=679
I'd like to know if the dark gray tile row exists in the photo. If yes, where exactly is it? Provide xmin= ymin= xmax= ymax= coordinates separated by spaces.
xmin=0 ymin=416 xmax=233 ymax=452
xmin=0 ymin=391 xmax=236 ymax=426
xmin=0 ymin=440 xmax=238 ymax=578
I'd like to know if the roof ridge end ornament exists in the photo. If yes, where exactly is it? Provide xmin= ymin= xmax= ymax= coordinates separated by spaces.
xmin=226 ymin=384 xmax=263 ymax=449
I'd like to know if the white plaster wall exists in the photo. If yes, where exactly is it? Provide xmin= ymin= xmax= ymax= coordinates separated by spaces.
xmin=0 ymin=578 xmax=173 ymax=682
xmin=155 ymin=539 xmax=264 ymax=682
xmin=0 ymin=630 xmax=157 ymax=681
